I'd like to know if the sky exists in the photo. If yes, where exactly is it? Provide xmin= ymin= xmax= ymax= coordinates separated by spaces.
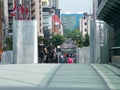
xmin=59 ymin=0 xmax=93 ymax=14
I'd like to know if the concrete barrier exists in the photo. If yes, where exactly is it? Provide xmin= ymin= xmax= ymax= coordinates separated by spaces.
xmin=1 ymin=51 xmax=13 ymax=64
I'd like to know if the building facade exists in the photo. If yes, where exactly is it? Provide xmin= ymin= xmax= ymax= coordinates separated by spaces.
xmin=48 ymin=0 xmax=59 ymax=9
xmin=61 ymin=14 xmax=83 ymax=31
xmin=42 ymin=7 xmax=52 ymax=38
xmin=42 ymin=0 xmax=61 ymax=37
xmin=30 ymin=0 xmax=43 ymax=36
xmin=79 ymin=13 xmax=92 ymax=36
xmin=2 ymin=0 xmax=44 ymax=37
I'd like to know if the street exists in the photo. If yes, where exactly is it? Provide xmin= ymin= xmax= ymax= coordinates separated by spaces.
xmin=0 ymin=64 xmax=120 ymax=90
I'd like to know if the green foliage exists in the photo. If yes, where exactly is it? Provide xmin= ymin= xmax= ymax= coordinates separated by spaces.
xmin=38 ymin=35 xmax=65 ymax=48
xmin=3 ymin=37 xmax=13 ymax=51
xmin=43 ymin=38 xmax=50 ymax=47
xmin=63 ymin=28 xmax=72 ymax=38
xmin=50 ymin=35 xmax=65 ymax=47
xmin=38 ymin=36 xmax=50 ymax=47
xmin=38 ymin=36 xmax=43 ymax=43
xmin=70 ymin=29 xmax=90 ymax=47
xmin=71 ymin=29 xmax=83 ymax=47
xmin=82 ymin=32 xmax=90 ymax=46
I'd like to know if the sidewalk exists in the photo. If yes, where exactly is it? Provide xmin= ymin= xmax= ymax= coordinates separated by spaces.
xmin=0 ymin=64 xmax=58 ymax=87
xmin=0 ymin=64 xmax=120 ymax=90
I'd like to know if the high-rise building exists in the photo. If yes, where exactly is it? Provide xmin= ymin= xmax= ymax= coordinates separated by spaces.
xmin=42 ymin=0 xmax=49 ymax=7
xmin=42 ymin=0 xmax=62 ymax=38
xmin=48 ymin=0 xmax=59 ymax=9
xmin=79 ymin=13 xmax=92 ymax=37
xmin=61 ymin=13 xmax=83 ymax=31
xmin=3 ymin=0 xmax=13 ymax=38
xmin=30 ymin=0 xmax=43 ymax=36
xmin=2 ymin=0 xmax=43 ymax=37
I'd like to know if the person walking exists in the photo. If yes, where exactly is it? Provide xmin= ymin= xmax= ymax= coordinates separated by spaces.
xmin=46 ymin=43 xmax=54 ymax=63
xmin=38 ymin=43 xmax=45 ymax=63
xmin=67 ymin=56 xmax=73 ymax=64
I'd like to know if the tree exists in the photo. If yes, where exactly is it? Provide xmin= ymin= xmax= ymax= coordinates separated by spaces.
xmin=38 ymin=36 xmax=43 ymax=43
xmin=3 ymin=37 xmax=13 ymax=51
xmin=63 ymin=28 xmax=72 ymax=38
xmin=38 ymin=36 xmax=50 ymax=47
xmin=50 ymin=35 xmax=65 ymax=47
xmin=71 ymin=29 xmax=83 ymax=47
xmin=82 ymin=32 xmax=89 ymax=46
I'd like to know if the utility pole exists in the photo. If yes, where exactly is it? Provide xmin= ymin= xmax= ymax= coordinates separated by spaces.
xmin=90 ymin=0 xmax=97 ymax=63
xmin=0 ymin=0 xmax=2 ymax=61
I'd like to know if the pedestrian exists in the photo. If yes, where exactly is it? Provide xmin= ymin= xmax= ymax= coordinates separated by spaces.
xmin=46 ymin=43 xmax=54 ymax=63
xmin=60 ymin=55 xmax=65 ymax=63
xmin=38 ymin=43 xmax=45 ymax=63
xmin=67 ymin=56 xmax=73 ymax=64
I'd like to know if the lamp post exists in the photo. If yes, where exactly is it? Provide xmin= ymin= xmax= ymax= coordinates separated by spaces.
xmin=57 ymin=45 xmax=61 ymax=63
xmin=0 ymin=1 xmax=2 ymax=61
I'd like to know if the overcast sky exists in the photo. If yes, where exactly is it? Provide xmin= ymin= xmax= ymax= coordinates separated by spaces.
xmin=59 ymin=0 xmax=93 ymax=14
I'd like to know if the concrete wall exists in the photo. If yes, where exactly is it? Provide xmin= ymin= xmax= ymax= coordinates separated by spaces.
xmin=13 ymin=20 xmax=38 ymax=64
xmin=1 ymin=51 xmax=13 ymax=64
xmin=90 ymin=20 xmax=100 ymax=63
xmin=77 ymin=47 xmax=90 ymax=64
xmin=90 ymin=19 xmax=110 ymax=64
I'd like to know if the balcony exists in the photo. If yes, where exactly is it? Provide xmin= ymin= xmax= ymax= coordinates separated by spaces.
xmin=97 ymin=0 xmax=120 ymax=28
xmin=31 ymin=6 xmax=35 ymax=12
xmin=9 ymin=20 xmax=13 ymax=24
xmin=31 ymin=13 xmax=36 ymax=19
xmin=31 ymin=0 xmax=35 ymax=6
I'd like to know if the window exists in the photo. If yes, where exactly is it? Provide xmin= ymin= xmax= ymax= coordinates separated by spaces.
xmin=84 ymin=16 xmax=86 ymax=19
xmin=84 ymin=29 xmax=87 ymax=32
xmin=84 ymin=22 xmax=87 ymax=25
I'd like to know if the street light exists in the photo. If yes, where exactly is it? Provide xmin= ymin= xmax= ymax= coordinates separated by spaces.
xmin=57 ymin=45 xmax=61 ymax=63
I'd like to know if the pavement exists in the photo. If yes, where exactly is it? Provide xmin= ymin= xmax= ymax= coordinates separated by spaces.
xmin=0 ymin=64 xmax=120 ymax=90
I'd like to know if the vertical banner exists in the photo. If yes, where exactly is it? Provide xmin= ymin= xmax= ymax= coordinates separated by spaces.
xmin=25 ymin=0 xmax=30 ymax=20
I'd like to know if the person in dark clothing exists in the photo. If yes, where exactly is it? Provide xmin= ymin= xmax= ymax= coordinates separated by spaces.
xmin=38 ymin=43 xmax=45 ymax=63
xmin=46 ymin=43 xmax=55 ymax=63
